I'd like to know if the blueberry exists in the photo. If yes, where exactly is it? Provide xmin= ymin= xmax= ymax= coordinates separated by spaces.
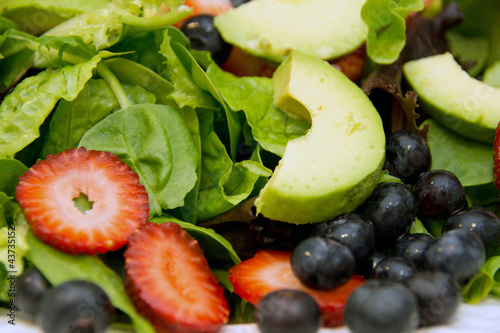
xmin=180 ymin=15 xmax=232 ymax=65
xmin=373 ymin=257 xmax=416 ymax=283
xmin=15 ymin=267 xmax=51 ymax=319
xmin=443 ymin=206 xmax=500 ymax=257
xmin=405 ymin=272 xmax=461 ymax=327
xmin=392 ymin=233 xmax=434 ymax=269
xmin=231 ymin=0 xmax=252 ymax=7
xmin=384 ymin=130 xmax=431 ymax=184
xmin=423 ymin=229 xmax=485 ymax=284
xmin=35 ymin=280 xmax=113 ymax=333
xmin=413 ymin=170 xmax=466 ymax=220
xmin=311 ymin=213 xmax=375 ymax=266
xmin=255 ymin=289 xmax=322 ymax=333
xmin=290 ymin=236 xmax=354 ymax=290
xmin=359 ymin=182 xmax=417 ymax=248
xmin=345 ymin=280 xmax=419 ymax=333
xmin=356 ymin=250 xmax=387 ymax=279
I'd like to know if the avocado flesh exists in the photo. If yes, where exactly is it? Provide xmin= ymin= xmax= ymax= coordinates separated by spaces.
xmin=255 ymin=51 xmax=385 ymax=224
xmin=403 ymin=52 xmax=500 ymax=143
xmin=214 ymin=0 xmax=368 ymax=63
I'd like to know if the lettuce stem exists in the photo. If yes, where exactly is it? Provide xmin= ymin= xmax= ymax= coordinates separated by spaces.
xmin=96 ymin=62 xmax=131 ymax=109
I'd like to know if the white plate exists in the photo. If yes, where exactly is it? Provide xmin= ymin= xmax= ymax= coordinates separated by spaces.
xmin=2 ymin=297 xmax=500 ymax=333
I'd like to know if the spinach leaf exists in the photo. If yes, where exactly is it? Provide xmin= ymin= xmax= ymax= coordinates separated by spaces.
xmin=205 ymin=64 xmax=310 ymax=158
xmin=462 ymin=256 xmax=500 ymax=303
xmin=159 ymin=27 xmax=218 ymax=111
xmin=25 ymin=230 xmax=155 ymax=333
xmin=41 ymin=79 xmax=118 ymax=157
xmin=0 ymin=55 xmax=101 ymax=158
xmin=362 ymin=0 xmax=424 ymax=64
xmin=0 ymin=192 xmax=18 ymax=227
xmin=197 ymin=112 xmax=271 ymax=221
xmin=151 ymin=216 xmax=241 ymax=265
xmin=0 ymin=158 xmax=28 ymax=196
xmin=423 ymin=119 xmax=493 ymax=187
xmin=446 ymin=30 xmax=490 ymax=77
xmin=104 ymin=57 xmax=175 ymax=104
xmin=79 ymin=104 xmax=198 ymax=217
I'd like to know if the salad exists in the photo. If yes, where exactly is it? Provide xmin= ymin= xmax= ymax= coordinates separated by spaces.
xmin=1 ymin=0 xmax=500 ymax=332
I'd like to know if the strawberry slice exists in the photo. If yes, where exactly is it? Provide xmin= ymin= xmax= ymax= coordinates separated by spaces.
xmin=229 ymin=250 xmax=365 ymax=327
xmin=124 ymin=222 xmax=229 ymax=333
xmin=15 ymin=147 xmax=149 ymax=255
xmin=494 ymin=122 xmax=500 ymax=192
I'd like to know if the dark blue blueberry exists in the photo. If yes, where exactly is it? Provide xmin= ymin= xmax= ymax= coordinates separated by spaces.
xmin=345 ymin=280 xmax=419 ymax=333
xmin=15 ymin=267 xmax=51 ymax=319
xmin=359 ymin=182 xmax=417 ymax=249
xmin=405 ymin=272 xmax=461 ymax=327
xmin=423 ymin=229 xmax=485 ymax=284
xmin=231 ymin=0 xmax=252 ymax=7
xmin=413 ymin=170 xmax=466 ymax=220
xmin=255 ymin=289 xmax=322 ymax=333
xmin=373 ymin=256 xmax=416 ymax=283
xmin=384 ymin=130 xmax=431 ymax=184
xmin=356 ymin=250 xmax=388 ymax=279
xmin=180 ymin=15 xmax=232 ymax=65
xmin=311 ymin=213 xmax=375 ymax=266
xmin=290 ymin=236 xmax=354 ymax=290
xmin=443 ymin=206 xmax=500 ymax=257
xmin=35 ymin=280 xmax=113 ymax=333
xmin=392 ymin=233 xmax=434 ymax=269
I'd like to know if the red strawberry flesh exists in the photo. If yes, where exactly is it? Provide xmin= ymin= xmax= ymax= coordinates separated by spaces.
xmin=229 ymin=250 xmax=365 ymax=327
xmin=15 ymin=147 xmax=149 ymax=254
xmin=124 ymin=222 xmax=229 ymax=333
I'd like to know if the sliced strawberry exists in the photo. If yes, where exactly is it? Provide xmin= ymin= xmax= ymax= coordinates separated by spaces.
xmin=124 ymin=222 xmax=229 ymax=333
xmin=493 ymin=122 xmax=500 ymax=191
xmin=15 ymin=147 xmax=149 ymax=255
xmin=229 ymin=250 xmax=365 ymax=327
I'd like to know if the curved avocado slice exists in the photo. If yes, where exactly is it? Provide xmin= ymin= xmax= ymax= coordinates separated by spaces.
xmin=214 ymin=0 xmax=368 ymax=63
xmin=403 ymin=52 xmax=500 ymax=143
xmin=254 ymin=51 xmax=385 ymax=224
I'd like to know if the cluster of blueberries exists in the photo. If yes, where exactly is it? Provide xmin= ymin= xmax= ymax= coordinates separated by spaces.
xmin=256 ymin=130 xmax=500 ymax=333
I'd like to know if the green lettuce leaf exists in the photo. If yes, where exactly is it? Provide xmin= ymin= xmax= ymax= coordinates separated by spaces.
xmin=197 ymin=112 xmax=271 ymax=221
xmin=362 ymin=0 xmax=424 ymax=64
xmin=446 ymin=30 xmax=490 ymax=77
xmin=25 ymin=230 xmax=155 ymax=333
xmin=205 ymin=64 xmax=310 ymax=157
xmin=0 ymin=55 xmax=102 ymax=158
xmin=79 ymin=104 xmax=198 ymax=217
xmin=462 ymin=256 xmax=500 ymax=303
xmin=0 ymin=159 xmax=28 ymax=196
xmin=120 ymin=0 xmax=192 ymax=31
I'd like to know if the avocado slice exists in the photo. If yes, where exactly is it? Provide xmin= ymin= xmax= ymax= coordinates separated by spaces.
xmin=254 ymin=51 xmax=385 ymax=224
xmin=403 ymin=52 xmax=500 ymax=143
xmin=214 ymin=0 xmax=368 ymax=63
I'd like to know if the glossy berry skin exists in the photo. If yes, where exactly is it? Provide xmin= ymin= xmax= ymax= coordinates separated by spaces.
xmin=384 ymin=130 xmax=431 ymax=184
xmin=413 ymin=170 xmax=466 ymax=220
xmin=15 ymin=267 xmax=51 ymax=319
xmin=312 ymin=213 xmax=376 ymax=266
xmin=231 ymin=0 xmax=251 ymax=6
xmin=405 ymin=272 xmax=461 ymax=327
xmin=443 ymin=207 xmax=500 ymax=257
xmin=359 ymin=182 xmax=417 ymax=249
xmin=423 ymin=229 xmax=485 ymax=284
xmin=255 ymin=289 xmax=322 ymax=333
xmin=35 ymin=280 xmax=113 ymax=333
xmin=180 ymin=15 xmax=232 ymax=65
xmin=291 ymin=237 xmax=355 ymax=290
xmin=373 ymin=257 xmax=416 ymax=283
xmin=345 ymin=280 xmax=419 ymax=333
xmin=392 ymin=233 xmax=434 ymax=269
xmin=356 ymin=250 xmax=387 ymax=279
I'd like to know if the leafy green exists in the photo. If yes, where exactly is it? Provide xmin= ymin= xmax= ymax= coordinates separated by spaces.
xmin=205 ymin=64 xmax=310 ymax=157
xmin=446 ymin=30 xmax=490 ymax=77
xmin=362 ymin=0 xmax=424 ymax=64
xmin=25 ymin=230 xmax=155 ymax=333
xmin=0 ymin=159 xmax=28 ymax=196
xmin=79 ymin=104 xmax=198 ymax=217
xmin=151 ymin=216 xmax=241 ymax=265
xmin=462 ymin=256 xmax=500 ymax=303
xmin=423 ymin=119 xmax=493 ymax=187
xmin=120 ymin=0 xmax=192 ymax=31
xmin=197 ymin=112 xmax=271 ymax=221
xmin=0 ymin=55 xmax=101 ymax=158
xmin=484 ymin=60 xmax=500 ymax=87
